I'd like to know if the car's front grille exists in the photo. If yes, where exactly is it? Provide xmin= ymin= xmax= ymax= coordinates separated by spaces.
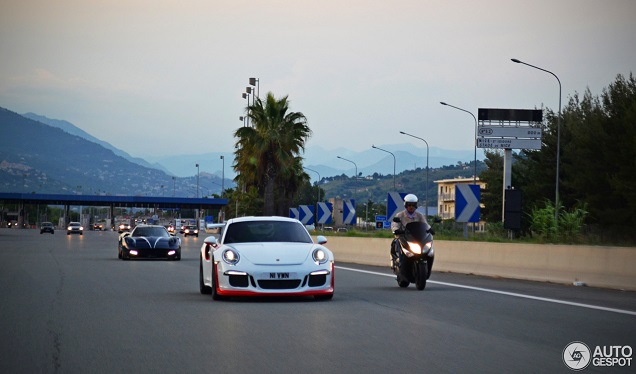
xmin=257 ymin=279 xmax=301 ymax=290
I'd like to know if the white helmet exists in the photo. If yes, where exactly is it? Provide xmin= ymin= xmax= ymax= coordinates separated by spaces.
xmin=404 ymin=194 xmax=418 ymax=207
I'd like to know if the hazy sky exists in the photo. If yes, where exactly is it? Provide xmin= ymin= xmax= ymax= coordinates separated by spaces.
xmin=1 ymin=0 xmax=634 ymax=159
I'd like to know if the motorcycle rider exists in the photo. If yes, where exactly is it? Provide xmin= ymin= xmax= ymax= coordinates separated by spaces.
xmin=390 ymin=194 xmax=430 ymax=270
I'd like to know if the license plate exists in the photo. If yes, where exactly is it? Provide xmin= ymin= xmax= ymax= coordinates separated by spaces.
xmin=261 ymin=272 xmax=293 ymax=279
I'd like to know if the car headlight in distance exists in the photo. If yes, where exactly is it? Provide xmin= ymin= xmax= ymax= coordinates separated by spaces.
xmin=222 ymin=249 xmax=240 ymax=265
xmin=312 ymin=248 xmax=328 ymax=264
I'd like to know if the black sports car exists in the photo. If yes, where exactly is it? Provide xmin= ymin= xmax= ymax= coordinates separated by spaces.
xmin=118 ymin=225 xmax=181 ymax=260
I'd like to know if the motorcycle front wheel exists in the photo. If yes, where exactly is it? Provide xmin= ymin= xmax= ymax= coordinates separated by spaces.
xmin=415 ymin=261 xmax=428 ymax=290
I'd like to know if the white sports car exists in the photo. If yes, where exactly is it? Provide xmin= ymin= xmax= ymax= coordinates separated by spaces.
xmin=199 ymin=216 xmax=334 ymax=301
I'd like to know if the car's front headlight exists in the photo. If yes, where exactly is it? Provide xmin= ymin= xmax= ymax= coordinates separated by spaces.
xmin=312 ymin=248 xmax=329 ymax=264
xmin=222 ymin=249 xmax=240 ymax=265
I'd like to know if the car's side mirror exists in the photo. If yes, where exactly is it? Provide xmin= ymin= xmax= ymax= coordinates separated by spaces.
xmin=203 ymin=236 xmax=218 ymax=245
xmin=316 ymin=235 xmax=328 ymax=245
xmin=392 ymin=217 xmax=401 ymax=223
xmin=433 ymin=217 xmax=442 ymax=224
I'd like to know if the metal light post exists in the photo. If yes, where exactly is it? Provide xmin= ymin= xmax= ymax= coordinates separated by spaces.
xmin=195 ymin=164 xmax=200 ymax=198
xmin=303 ymin=167 xmax=321 ymax=203
xmin=337 ymin=156 xmax=358 ymax=216
xmin=371 ymin=145 xmax=396 ymax=190
xmin=440 ymin=102 xmax=477 ymax=185
xmin=220 ymin=156 xmax=225 ymax=198
xmin=242 ymin=92 xmax=250 ymax=126
xmin=400 ymin=131 xmax=429 ymax=217
xmin=511 ymin=58 xmax=562 ymax=223
xmin=249 ymin=77 xmax=260 ymax=99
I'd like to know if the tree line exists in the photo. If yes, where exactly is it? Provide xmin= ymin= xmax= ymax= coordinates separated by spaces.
xmin=480 ymin=73 xmax=636 ymax=242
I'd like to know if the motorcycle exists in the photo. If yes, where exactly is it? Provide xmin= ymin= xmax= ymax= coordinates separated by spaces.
xmin=391 ymin=217 xmax=439 ymax=290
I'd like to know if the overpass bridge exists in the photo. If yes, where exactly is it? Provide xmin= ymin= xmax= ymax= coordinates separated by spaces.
xmin=0 ymin=193 xmax=228 ymax=228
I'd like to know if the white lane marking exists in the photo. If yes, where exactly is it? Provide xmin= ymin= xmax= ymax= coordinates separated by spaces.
xmin=336 ymin=266 xmax=636 ymax=316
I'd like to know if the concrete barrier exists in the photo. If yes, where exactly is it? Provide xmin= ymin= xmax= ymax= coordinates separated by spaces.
xmin=319 ymin=236 xmax=636 ymax=291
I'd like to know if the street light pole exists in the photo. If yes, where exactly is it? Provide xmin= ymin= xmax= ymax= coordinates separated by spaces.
xmin=303 ymin=167 xmax=321 ymax=204
xmin=249 ymin=77 xmax=260 ymax=99
xmin=195 ymin=164 xmax=200 ymax=198
xmin=440 ymin=102 xmax=477 ymax=185
xmin=220 ymin=156 xmax=225 ymax=198
xmin=400 ymin=131 xmax=429 ymax=217
xmin=371 ymin=145 xmax=396 ymax=190
xmin=242 ymin=92 xmax=250 ymax=127
xmin=511 ymin=58 xmax=562 ymax=223
xmin=336 ymin=156 xmax=358 ymax=219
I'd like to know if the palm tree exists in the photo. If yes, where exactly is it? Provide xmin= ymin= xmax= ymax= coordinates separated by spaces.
xmin=234 ymin=92 xmax=312 ymax=216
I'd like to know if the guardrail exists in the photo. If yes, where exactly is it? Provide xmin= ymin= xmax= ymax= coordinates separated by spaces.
xmin=319 ymin=236 xmax=636 ymax=291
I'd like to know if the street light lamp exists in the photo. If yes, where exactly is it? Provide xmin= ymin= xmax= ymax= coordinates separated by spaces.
xmin=511 ymin=58 xmax=562 ymax=223
xmin=371 ymin=145 xmax=396 ymax=190
xmin=400 ymin=131 xmax=429 ymax=217
xmin=440 ymin=102 xmax=477 ymax=185
xmin=220 ymin=156 xmax=225 ymax=198
xmin=195 ymin=164 xmax=200 ymax=198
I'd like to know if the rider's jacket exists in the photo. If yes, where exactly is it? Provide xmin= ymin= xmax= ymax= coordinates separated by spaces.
xmin=391 ymin=210 xmax=427 ymax=233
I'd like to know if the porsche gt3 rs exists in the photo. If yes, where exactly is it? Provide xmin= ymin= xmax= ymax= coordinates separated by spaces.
xmin=118 ymin=224 xmax=181 ymax=260
xmin=199 ymin=216 xmax=334 ymax=301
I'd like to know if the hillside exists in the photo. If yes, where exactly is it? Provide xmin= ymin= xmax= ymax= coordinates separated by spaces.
xmin=0 ymin=107 xmax=225 ymax=196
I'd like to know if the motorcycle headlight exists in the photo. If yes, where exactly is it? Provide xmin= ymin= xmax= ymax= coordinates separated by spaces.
xmin=312 ymin=248 xmax=328 ymax=264
xmin=222 ymin=249 xmax=240 ymax=265
xmin=407 ymin=242 xmax=422 ymax=254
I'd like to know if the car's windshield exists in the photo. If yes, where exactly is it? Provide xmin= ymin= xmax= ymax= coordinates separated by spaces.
xmin=132 ymin=227 xmax=169 ymax=238
xmin=223 ymin=221 xmax=312 ymax=244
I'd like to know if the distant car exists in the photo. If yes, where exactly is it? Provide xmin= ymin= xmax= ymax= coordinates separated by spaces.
xmin=93 ymin=222 xmax=103 ymax=231
xmin=337 ymin=228 xmax=348 ymax=233
xmin=183 ymin=225 xmax=199 ymax=237
xmin=67 ymin=222 xmax=83 ymax=235
xmin=117 ymin=223 xmax=131 ymax=233
xmin=118 ymin=224 xmax=181 ymax=260
xmin=40 ymin=222 xmax=55 ymax=234
xmin=166 ymin=225 xmax=175 ymax=234
xmin=8 ymin=221 xmax=17 ymax=228
xmin=199 ymin=216 xmax=334 ymax=300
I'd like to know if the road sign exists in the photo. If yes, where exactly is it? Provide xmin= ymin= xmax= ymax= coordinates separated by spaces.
xmin=317 ymin=202 xmax=333 ymax=224
xmin=477 ymin=126 xmax=542 ymax=138
xmin=375 ymin=215 xmax=387 ymax=230
xmin=477 ymin=137 xmax=541 ymax=149
xmin=387 ymin=192 xmax=407 ymax=220
xmin=455 ymin=184 xmax=480 ymax=223
xmin=343 ymin=199 xmax=356 ymax=225
xmin=289 ymin=207 xmax=299 ymax=220
xmin=299 ymin=205 xmax=315 ymax=225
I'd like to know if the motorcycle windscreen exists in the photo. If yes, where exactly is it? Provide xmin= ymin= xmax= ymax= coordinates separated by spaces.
xmin=403 ymin=221 xmax=431 ymax=243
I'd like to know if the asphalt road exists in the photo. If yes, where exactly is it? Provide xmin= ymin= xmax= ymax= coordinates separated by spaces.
xmin=1 ymin=228 xmax=634 ymax=374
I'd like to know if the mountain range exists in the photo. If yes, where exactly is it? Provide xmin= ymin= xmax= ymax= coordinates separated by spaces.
xmin=0 ymin=106 xmax=480 ymax=196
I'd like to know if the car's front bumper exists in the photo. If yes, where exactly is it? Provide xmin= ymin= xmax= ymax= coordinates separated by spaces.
xmin=215 ymin=261 xmax=334 ymax=297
